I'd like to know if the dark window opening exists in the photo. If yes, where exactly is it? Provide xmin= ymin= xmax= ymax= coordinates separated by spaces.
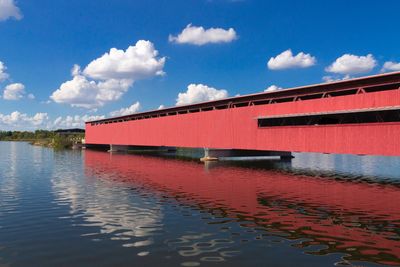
xmin=363 ymin=83 xmax=400 ymax=93
xmin=329 ymin=89 xmax=358 ymax=97
xmin=274 ymin=97 xmax=295 ymax=103
xmin=215 ymin=105 xmax=228 ymax=110
xmin=233 ymin=102 xmax=249 ymax=107
xmin=258 ymin=109 xmax=400 ymax=127
xmin=253 ymin=100 xmax=271 ymax=106
xmin=299 ymin=93 xmax=324 ymax=100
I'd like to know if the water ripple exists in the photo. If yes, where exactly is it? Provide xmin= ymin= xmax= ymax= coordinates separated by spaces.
xmin=1 ymin=142 xmax=400 ymax=267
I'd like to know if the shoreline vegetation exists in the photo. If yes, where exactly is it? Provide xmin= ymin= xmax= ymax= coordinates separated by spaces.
xmin=0 ymin=130 xmax=85 ymax=149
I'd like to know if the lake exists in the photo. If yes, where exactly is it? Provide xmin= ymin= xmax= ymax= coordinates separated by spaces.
xmin=1 ymin=141 xmax=400 ymax=266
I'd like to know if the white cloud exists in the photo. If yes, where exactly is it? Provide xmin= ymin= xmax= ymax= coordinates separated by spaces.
xmin=83 ymin=40 xmax=165 ymax=80
xmin=267 ymin=49 xmax=316 ymax=70
xmin=109 ymin=101 xmax=141 ymax=117
xmin=0 ymin=110 xmax=105 ymax=130
xmin=31 ymin=113 xmax=49 ymax=126
xmin=169 ymin=24 xmax=237 ymax=45
xmin=0 ymin=111 xmax=48 ymax=130
xmin=51 ymin=40 xmax=165 ymax=109
xmin=381 ymin=61 xmax=400 ymax=72
xmin=1 ymin=61 xmax=33 ymax=100
xmin=52 ymin=114 xmax=105 ymax=129
xmin=264 ymin=85 xmax=282 ymax=92
xmin=158 ymin=104 xmax=165 ymax=110
xmin=322 ymin=75 xmax=351 ymax=83
xmin=3 ymin=82 xmax=25 ymax=100
xmin=0 ymin=0 xmax=22 ymax=21
xmin=50 ymin=74 xmax=133 ymax=109
xmin=0 ymin=61 xmax=9 ymax=82
xmin=176 ymin=83 xmax=228 ymax=106
xmin=325 ymin=54 xmax=376 ymax=75
xmin=71 ymin=64 xmax=81 ymax=76
xmin=322 ymin=76 xmax=335 ymax=83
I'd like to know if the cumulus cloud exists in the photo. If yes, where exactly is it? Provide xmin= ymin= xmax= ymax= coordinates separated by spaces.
xmin=322 ymin=75 xmax=351 ymax=83
xmin=83 ymin=40 xmax=165 ymax=80
xmin=0 ymin=0 xmax=22 ymax=21
xmin=169 ymin=24 xmax=237 ymax=45
xmin=71 ymin=64 xmax=81 ymax=76
xmin=3 ymin=83 xmax=26 ymax=100
xmin=109 ymin=101 xmax=141 ymax=117
xmin=50 ymin=74 xmax=133 ymax=109
xmin=0 ymin=61 xmax=9 ymax=82
xmin=176 ymin=83 xmax=228 ymax=106
xmin=381 ymin=61 xmax=400 ymax=72
xmin=325 ymin=54 xmax=376 ymax=75
xmin=0 ymin=110 xmax=106 ymax=130
xmin=264 ymin=85 xmax=282 ymax=92
xmin=53 ymin=114 xmax=105 ymax=129
xmin=158 ymin=104 xmax=165 ymax=110
xmin=0 ymin=111 xmax=48 ymax=130
xmin=51 ymin=40 xmax=165 ymax=109
xmin=1 ymin=61 xmax=33 ymax=100
xmin=267 ymin=49 xmax=316 ymax=70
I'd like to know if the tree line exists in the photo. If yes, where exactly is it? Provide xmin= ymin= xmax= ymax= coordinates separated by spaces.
xmin=0 ymin=130 xmax=55 ymax=141
xmin=0 ymin=130 xmax=85 ymax=149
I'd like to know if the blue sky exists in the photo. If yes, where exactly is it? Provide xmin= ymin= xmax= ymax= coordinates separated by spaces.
xmin=1 ymin=0 xmax=400 ymax=129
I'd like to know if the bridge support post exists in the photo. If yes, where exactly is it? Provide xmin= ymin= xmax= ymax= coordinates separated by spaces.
xmin=108 ymin=144 xmax=129 ymax=153
xmin=200 ymin=148 xmax=219 ymax=162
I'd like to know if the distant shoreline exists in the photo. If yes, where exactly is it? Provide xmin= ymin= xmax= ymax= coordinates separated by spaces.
xmin=0 ymin=131 xmax=84 ymax=149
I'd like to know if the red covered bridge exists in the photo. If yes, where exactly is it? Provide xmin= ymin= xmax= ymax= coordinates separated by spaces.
xmin=85 ymin=72 xmax=400 ymax=158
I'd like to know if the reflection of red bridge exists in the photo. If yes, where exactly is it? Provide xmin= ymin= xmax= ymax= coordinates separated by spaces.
xmin=85 ymin=150 xmax=400 ymax=265
xmin=86 ymin=72 xmax=400 ymax=157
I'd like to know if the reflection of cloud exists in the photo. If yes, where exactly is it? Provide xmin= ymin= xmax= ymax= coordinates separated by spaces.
xmin=358 ymin=155 xmax=400 ymax=179
xmin=291 ymin=152 xmax=400 ymax=180
xmin=167 ymin=233 xmax=238 ymax=263
xmin=292 ymin=152 xmax=335 ymax=171
xmin=51 ymin=156 xmax=163 ymax=244
xmin=31 ymin=145 xmax=46 ymax=172
xmin=0 ymin=142 xmax=20 ymax=221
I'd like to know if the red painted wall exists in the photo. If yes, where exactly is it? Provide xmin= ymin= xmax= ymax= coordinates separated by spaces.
xmin=86 ymin=90 xmax=400 ymax=156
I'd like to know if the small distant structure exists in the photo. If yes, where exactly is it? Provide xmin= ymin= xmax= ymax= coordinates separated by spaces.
xmin=54 ymin=128 xmax=85 ymax=149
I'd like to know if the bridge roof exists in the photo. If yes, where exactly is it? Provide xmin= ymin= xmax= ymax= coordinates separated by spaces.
xmin=86 ymin=71 xmax=400 ymax=124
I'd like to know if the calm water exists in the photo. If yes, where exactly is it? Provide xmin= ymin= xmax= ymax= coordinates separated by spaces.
xmin=1 ymin=142 xmax=400 ymax=267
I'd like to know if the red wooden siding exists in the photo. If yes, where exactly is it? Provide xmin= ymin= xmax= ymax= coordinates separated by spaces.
xmin=85 ymin=73 xmax=400 ymax=156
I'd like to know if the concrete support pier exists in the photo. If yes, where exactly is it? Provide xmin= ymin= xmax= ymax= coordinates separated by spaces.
xmin=108 ymin=144 xmax=129 ymax=153
xmin=200 ymin=148 xmax=293 ymax=161
xmin=200 ymin=148 xmax=219 ymax=162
